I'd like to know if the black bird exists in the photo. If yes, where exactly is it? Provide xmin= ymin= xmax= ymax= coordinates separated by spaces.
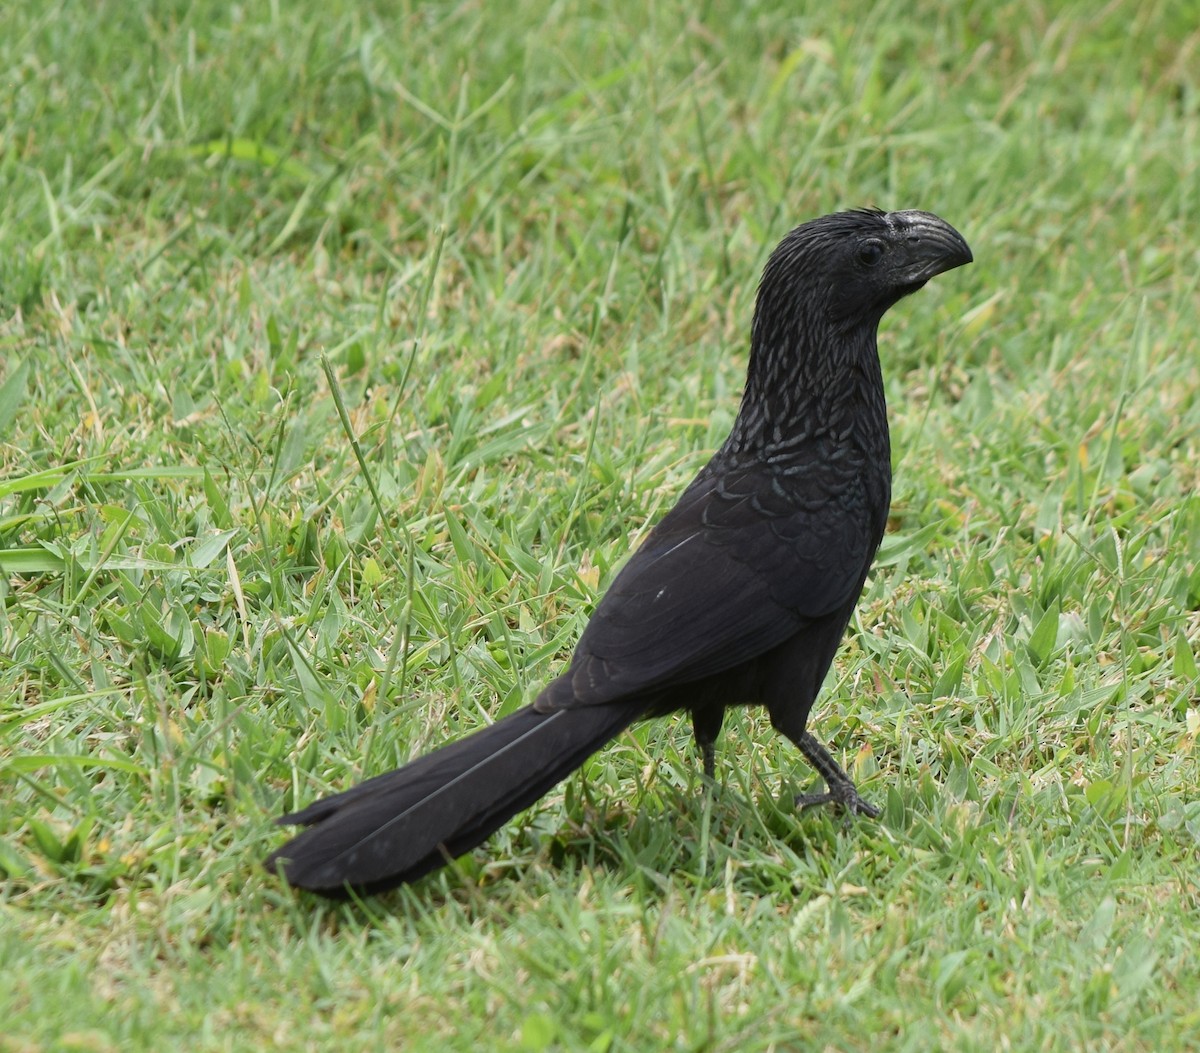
xmin=268 ymin=208 xmax=972 ymax=896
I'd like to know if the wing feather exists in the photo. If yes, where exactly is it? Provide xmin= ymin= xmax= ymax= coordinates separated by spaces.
xmin=539 ymin=462 xmax=877 ymax=707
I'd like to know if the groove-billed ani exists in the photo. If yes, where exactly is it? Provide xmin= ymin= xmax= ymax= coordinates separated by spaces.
xmin=268 ymin=208 xmax=972 ymax=896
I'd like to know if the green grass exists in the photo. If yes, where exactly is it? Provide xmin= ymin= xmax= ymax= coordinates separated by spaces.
xmin=2 ymin=0 xmax=1198 ymax=1049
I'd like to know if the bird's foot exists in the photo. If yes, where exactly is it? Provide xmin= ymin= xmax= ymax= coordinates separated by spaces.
xmin=794 ymin=779 xmax=880 ymax=819
xmin=792 ymin=732 xmax=879 ymax=818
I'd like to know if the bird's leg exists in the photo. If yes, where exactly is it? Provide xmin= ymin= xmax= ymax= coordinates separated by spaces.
xmin=691 ymin=705 xmax=724 ymax=782
xmin=793 ymin=732 xmax=880 ymax=818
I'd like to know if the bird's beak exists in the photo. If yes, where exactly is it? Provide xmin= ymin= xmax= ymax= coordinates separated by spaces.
xmin=888 ymin=210 xmax=973 ymax=285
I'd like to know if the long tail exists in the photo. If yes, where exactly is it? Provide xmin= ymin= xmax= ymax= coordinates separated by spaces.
xmin=266 ymin=701 xmax=642 ymax=896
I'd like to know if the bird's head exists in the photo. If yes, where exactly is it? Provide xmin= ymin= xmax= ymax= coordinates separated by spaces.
xmin=754 ymin=208 xmax=973 ymax=340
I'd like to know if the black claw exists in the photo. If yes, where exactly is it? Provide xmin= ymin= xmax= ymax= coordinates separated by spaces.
xmin=846 ymin=792 xmax=881 ymax=819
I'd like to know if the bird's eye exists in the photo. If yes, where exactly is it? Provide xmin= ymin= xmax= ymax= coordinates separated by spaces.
xmin=858 ymin=240 xmax=885 ymax=267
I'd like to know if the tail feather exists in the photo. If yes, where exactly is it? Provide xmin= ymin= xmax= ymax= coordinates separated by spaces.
xmin=267 ymin=702 xmax=641 ymax=895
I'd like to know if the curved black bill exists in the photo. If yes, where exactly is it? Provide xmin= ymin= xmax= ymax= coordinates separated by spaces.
xmin=888 ymin=210 xmax=973 ymax=284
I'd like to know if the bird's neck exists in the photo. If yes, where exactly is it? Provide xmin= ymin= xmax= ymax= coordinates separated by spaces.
xmin=725 ymin=324 xmax=890 ymax=462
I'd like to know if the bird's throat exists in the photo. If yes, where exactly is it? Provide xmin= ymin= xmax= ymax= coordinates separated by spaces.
xmin=728 ymin=326 xmax=888 ymax=462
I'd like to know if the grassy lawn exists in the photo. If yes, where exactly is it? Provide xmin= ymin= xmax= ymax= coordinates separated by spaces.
xmin=2 ymin=0 xmax=1198 ymax=1049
